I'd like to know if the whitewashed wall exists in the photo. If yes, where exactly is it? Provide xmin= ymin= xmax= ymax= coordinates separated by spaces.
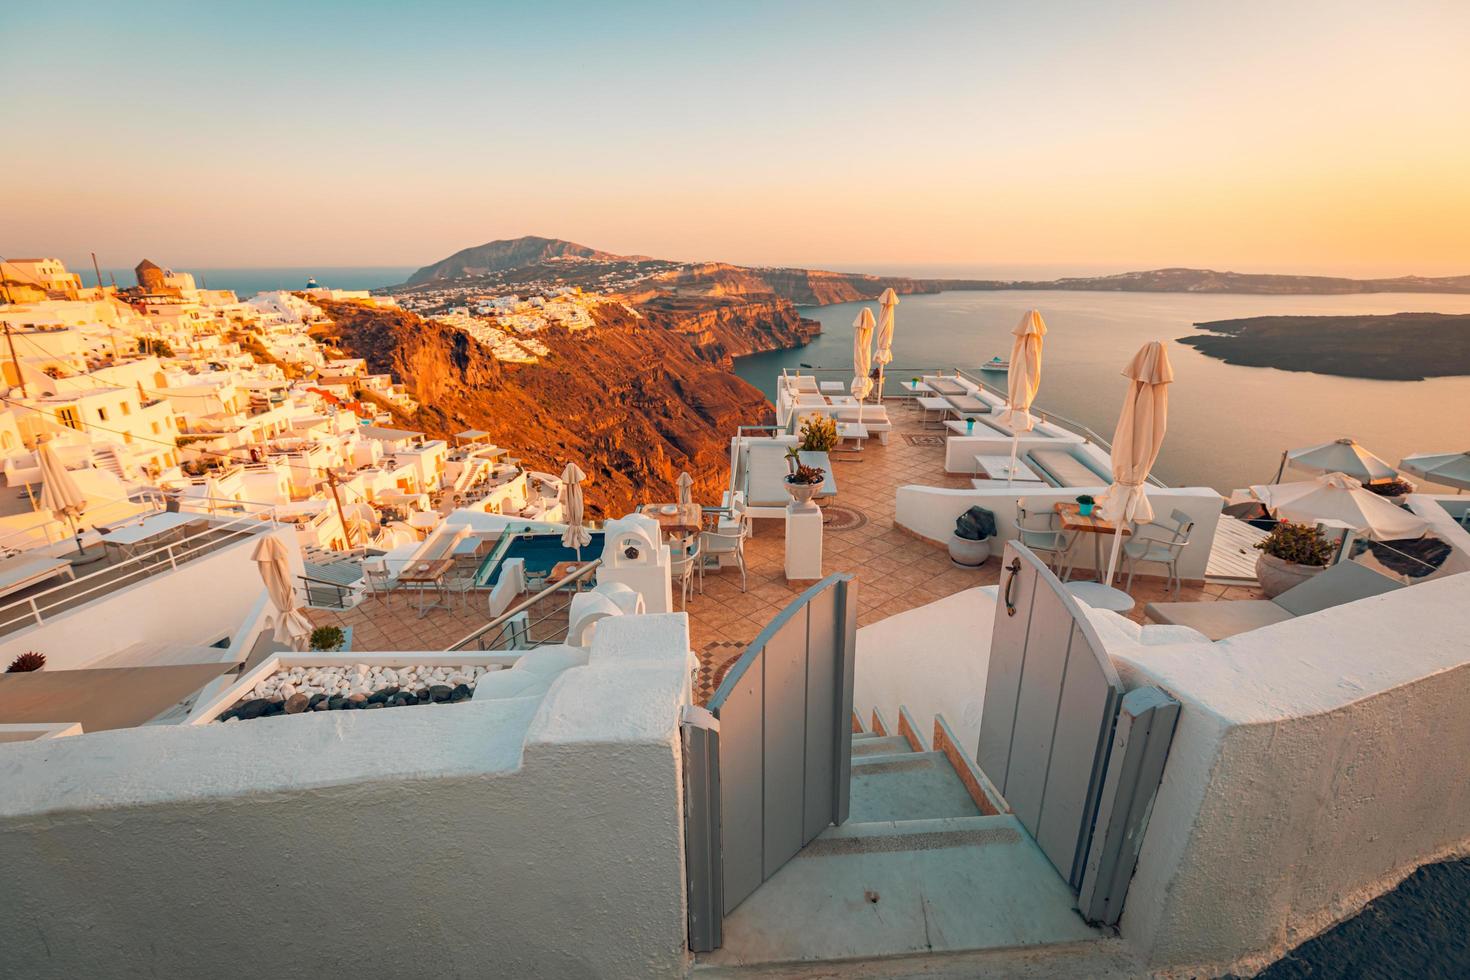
xmin=0 ymin=525 xmax=298 ymax=670
xmin=895 ymin=484 xmax=1223 ymax=580
xmin=0 ymin=614 xmax=695 ymax=979
xmin=1113 ymin=574 xmax=1470 ymax=975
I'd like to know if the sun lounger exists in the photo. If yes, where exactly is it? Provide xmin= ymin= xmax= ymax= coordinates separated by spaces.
xmin=926 ymin=377 xmax=968 ymax=396
xmin=945 ymin=394 xmax=990 ymax=415
xmin=1027 ymin=448 xmax=1110 ymax=488
xmin=1144 ymin=560 xmax=1404 ymax=640
xmin=0 ymin=553 xmax=75 ymax=600
xmin=787 ymin=375 xmax=821 ymax=394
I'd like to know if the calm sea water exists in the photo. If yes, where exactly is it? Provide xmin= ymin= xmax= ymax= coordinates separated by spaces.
xmin=94 ymin=266 xmax=415 ymax=297
xmin=734 ymin=290 xmax=1470 ymax=494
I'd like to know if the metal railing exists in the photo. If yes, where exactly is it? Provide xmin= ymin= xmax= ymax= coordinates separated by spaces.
xmin=298 ymin=573 xmax=353 ymax=610
xmin=0 ymin=507 xmax=279 ymax=635
xmin=446 ymin=558 xmax=602 ymax=652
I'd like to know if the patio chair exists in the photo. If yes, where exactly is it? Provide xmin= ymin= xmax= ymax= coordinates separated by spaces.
xmin=671 ymin=537 xmax=702 ymax=609
xmin=363 ymin=560 xmax=394 ymax=606
xmin=1015 ymin=499 xmax=1077 ymax=579
xmin=444 ymin=571 xmax=477 ymax=611
xmin=700 ymin=498 xmax=750 ymax=592
xmin=1122 ymin=508 xmax=1195 ymax=593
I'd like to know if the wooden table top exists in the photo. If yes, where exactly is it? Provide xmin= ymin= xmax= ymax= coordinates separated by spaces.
xmin=1054 ymin=502 xmax=1131 ymax=536
xmin=640 ymin=502 xmax=704 ymax=536
xmin=396 ymin=557 xmax=455 ymax=583
xmin=550 ymin=560 xmax=594 ymax=582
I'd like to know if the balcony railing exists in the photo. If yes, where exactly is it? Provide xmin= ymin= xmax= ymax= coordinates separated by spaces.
xmin=446 ymin=559 xmax=602 ymax=652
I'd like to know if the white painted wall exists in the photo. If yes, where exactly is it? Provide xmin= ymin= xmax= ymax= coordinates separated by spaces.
xmin=895 ymin=484 xmax=1223 ymax=580
xmin=0 ymin=613 xmax=695 ymax=979
xmin=1113 ymin=573 xmax=1470 ymax=975
xmin=0 ymin=525 xmax=297 ymax=670
xmin=854 ymin=586 xmax=997 ymax=752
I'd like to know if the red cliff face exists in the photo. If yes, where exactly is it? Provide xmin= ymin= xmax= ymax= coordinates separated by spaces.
xmin=313 ymin=299 xmax=781 ymax=516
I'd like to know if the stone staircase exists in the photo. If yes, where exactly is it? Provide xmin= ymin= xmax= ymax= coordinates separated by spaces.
xmin=697 ymin=707 xmax=1128 ymax=976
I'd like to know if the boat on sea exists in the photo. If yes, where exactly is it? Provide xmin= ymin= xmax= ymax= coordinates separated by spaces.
xmin=980 ymin=355 xmax=1009 ymax=371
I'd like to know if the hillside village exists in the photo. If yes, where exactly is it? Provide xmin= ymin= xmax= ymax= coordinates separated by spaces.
xmin=0 ymin=257 xmax=578 ymax=561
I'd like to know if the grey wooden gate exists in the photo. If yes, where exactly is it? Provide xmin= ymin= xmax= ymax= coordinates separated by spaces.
xmin=978 ymin=542 xmax=1179 ymax=925
xmin=682 ymin=573 xmax=857 ymax=952
xmin=979 ymin=542 xmax=1125 ymax=890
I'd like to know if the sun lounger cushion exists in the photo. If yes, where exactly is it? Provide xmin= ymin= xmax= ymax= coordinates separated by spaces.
xmin=790 ymin=376 xmax=821 ymax=393
xmin=926 ymin=377 xmax=967 ymax=396
xmin=1027 ymin=449 xmax=1109 ymax=488
xmin=1271 ymin=559 xmax=1404 ymax=616
xmin=829 ymin=406 xmax=891 ymax=429
xmin=1143 ymin=600 xmax=1294 ymax=641
xmin=945 ymin=395 xmax=990 ymax=414
xmin=745 ymin=442 xmax=796 ymax=508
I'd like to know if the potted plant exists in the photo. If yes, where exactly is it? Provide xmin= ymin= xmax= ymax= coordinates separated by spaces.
xmin=309 ymin=625 xmax=349 ymax=653
xmin=783 ymin=450 xmax=826 ymax=507
xmin=5 ymin=651 xmax=44 ymax=672
xmin=1254 ymin=521 xmax=1336 ymax=597
xmin=798 ymin=414 xmax=839 ymax=453
xmin=1076 ymin=494 xmax=1096 ymax=517
xmin=1362 ymin=478 xmax=1415 ymax=500
xmin=949 ymin=506 xmax=997 ymax=567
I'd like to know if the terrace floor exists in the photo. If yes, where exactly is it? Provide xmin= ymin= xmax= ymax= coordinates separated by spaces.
xmin=312 ymin=397 xmax=1263 ymax=705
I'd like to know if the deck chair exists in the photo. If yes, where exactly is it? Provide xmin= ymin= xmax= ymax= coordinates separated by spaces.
xmin=1144 ymin=559 xmax=1404 ymax=641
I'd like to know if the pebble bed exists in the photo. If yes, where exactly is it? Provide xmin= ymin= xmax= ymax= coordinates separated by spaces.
xmin=216 ymin=663 xmax=503 ymax=722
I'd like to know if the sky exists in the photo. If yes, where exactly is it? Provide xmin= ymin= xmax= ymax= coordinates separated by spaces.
xmin=3 ymin=0 xmax=1469 ymax=277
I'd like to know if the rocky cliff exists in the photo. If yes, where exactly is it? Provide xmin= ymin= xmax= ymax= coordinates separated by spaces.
xmin=312 ymin=299 xmax=780 ymax=516
xmin=406 ymin=236 xmax=629 ymax=286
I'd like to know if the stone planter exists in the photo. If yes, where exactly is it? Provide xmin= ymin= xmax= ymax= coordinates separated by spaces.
xmin=785 ymin=477 xmax=825 ymax=508
xmin=948 ymin=533 xmax=992 ymax=567
xmin=1255 ymin=552 xmax=1325 ymax=598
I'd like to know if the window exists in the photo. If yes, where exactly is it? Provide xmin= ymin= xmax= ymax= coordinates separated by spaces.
xmin=95 ymin=406 xmax=108 ymax=421
xmin=56 ymin=406 xmax=81 ymax=430
xmin=151 ymin=421 xmax=161 ymax=435
xmin=120 ymin=402 xmax=131 ymax=416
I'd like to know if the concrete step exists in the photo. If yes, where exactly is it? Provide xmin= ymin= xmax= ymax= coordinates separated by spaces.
xmin=849 ymin=751 xmax=982 ymax=823
xmin=701 ymin=814 xmax=1104 ymax=970
xmin=851 ymin=734 xmax=913 ymax=757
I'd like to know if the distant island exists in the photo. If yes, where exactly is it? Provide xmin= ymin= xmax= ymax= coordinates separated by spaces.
xmin=1179 ymin=312 xmax=1470 ymax=380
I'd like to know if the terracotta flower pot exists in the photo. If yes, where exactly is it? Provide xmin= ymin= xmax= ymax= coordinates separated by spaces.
xmin=1255 ymin=552 xmax=1325 ymax=598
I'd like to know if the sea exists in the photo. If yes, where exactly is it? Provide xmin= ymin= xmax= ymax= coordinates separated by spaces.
xmin=733 ymin=290 xmax=1470 ymax=495
xmin=94 ymin=266 xmax=415 ymax=297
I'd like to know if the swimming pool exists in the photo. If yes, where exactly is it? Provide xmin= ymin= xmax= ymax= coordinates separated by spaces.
xmin=476 ymin=530 xmax=606 ymax=586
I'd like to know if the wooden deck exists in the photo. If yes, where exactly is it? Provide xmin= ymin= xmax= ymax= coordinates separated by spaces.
xmin=1206 ymin=516 xmax=1267 ymax=584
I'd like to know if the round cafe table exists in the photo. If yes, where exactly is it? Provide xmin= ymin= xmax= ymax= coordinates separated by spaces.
xmin=1065 ymin=581 xmax=1135 ymax=613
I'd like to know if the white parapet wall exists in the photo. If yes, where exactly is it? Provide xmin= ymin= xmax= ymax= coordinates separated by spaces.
xmin=1110 ymin=573 xmax=1470 ymax=975
xmin=895 ymin=483 xmax=1224 ymax=581
xmin=0 ymin=614 xmax=696 ymax=979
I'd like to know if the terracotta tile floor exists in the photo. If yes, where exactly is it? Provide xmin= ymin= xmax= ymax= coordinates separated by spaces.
xmin=315 ymin=399 xmax=1259 ymax=705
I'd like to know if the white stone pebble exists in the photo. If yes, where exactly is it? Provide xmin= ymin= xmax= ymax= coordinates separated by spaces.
xmin=238 ymin=662 xmax=501 ymax=705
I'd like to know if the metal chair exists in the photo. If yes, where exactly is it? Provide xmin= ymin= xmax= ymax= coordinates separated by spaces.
xmin=363 ymin=560 xmax=394 ymax=606
xmin=671 ymin=537 xmax=702 ymax=609
xmin=1014 ymin=500 xmax=1077 ymax=580
xmin=1123 ymin=508 xmax=1195 ymax=593
xmin=699 ymin=498 xmax=750 ymax=592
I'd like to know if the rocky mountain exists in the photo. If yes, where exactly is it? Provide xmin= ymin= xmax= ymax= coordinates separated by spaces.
xmin=405 ymin=236 xmax=630 ymax=286
xmin=311 ymin=298 xmax=788 ymax=516
xmin=1002 ymin=268 xmax=1470 ymax=295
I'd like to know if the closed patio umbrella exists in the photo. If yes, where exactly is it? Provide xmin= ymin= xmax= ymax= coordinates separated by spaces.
xmin=874 ymin=288 xmax=899 ymax=402
xmin=996 ymin=310 xmax=1047 ymax=486
xmin=676 ymin=471 xmax=693 ymax=507
xmin=1250 ymin=472 xmax=1429 ymax=540
xmin=851 ymin=307 xmax=876 ymax=425
xmin=251 ymin=534 xmax=313 ymax=650
xmin=201 ymin=474 xmax=222 ymax=515
xmin=38 ymin=436 xmax=87 ymax=553
xmin=1278 ymin=438 xmax=1397 ymax=485
xmin=1100 ymin=341 xmax=1174 ymax=587
xmin=1399 ymin=451 xmax=1470 ymax=492
xmin=560 ymin=462 xmax=592 ymax=559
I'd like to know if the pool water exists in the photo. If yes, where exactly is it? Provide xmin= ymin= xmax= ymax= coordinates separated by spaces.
xmin=476 ymin=531 xmax=606 ymax=586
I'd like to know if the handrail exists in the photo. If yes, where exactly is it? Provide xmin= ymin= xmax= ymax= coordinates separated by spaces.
xmin=446 ymin=558 xmax=602 ymax=651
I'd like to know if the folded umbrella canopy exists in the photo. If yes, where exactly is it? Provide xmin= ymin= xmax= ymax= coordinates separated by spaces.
xmin=851 ymin=307 xmax=876 ymax=425
xmin=251 ymin=534 xmax=313 ymax=650
xmin=37 ymin=436 xmax=87 ymax=552
xmin=874 ymin=288 xmax=899 ymax=401
xmin=676 ymin=471 xmax=694 ymax=508
xmin=560 ymin=462 xmax=592 ymax=559
xmin=1398 ymin=451 xmax=1470 ymax=492
xmin=996 ymin=310 xmax=1048 ymax=486
xmin=1280 ymin=438 xmax=1398 ymax=485
xmin=1250 ymin=472 xmax=1429 ymax=540
xmin=1100 ymin=341 xmax=1174 ymax=586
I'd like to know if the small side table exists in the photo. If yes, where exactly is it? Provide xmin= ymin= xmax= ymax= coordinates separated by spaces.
xmin=1066 ymin=581 xmax=1135 ymax=613
xmin=784 ymin=502 xmax=823 ymax=581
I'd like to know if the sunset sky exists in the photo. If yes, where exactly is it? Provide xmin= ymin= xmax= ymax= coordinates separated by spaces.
xmin=3 ymin=1 xmax=1468 ymax=276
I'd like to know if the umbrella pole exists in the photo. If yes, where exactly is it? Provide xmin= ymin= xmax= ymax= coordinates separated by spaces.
xmin=1104 ymin=496 xmax=1133 ymax=587
xmin=1007 ymin=435 xmax=1019 ymax=488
